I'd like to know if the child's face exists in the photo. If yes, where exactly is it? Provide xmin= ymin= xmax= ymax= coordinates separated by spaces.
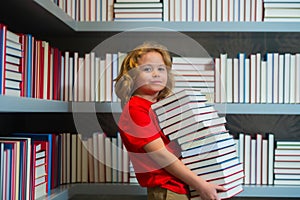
xmin=133 ymin=51 xmax=168 ymax=98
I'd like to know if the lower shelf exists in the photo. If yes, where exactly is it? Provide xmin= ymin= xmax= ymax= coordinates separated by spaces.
xmin=40 ymin=183 xmax=300 ymax=200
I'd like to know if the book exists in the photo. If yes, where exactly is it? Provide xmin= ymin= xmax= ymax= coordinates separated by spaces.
xmin=176 ymin=124 xmax=227 ymax=145
xmin=186 ymin=151 xmax=238 ymax=171
xmin=151 ymin=89 xmax=206 ymax=110
xmin=161 ymin=111 xmax=219 ymax=133
xmin=157 ymin=102 xmax=209 ymax=122
xmin=190 ymin=184 xmax=243 ymax=200
xmin=154 ymin=95 xmax=207 ymax=116
xmin=182 ymin=145 xmax=237 ymax=165
xmin=167 ymin=117 xmax=226 ymax=139
xmin=181 ymin=132 xmax=232 ymax=151
xmin=181 ymin=135 xmax=235 ymax=158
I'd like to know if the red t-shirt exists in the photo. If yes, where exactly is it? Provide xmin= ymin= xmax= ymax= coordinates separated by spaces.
xmin=118 ymin=96 xmax=188 ymax=194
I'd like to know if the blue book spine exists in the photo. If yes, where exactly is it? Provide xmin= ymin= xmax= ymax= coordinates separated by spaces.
xmin=26 ymin=34 xmax=32 ymax=98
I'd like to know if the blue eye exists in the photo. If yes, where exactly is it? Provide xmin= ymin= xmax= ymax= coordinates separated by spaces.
xmin=158 ymin=66 xmax=167 ymax=71
xmin=142 ymin=65 xmax=153 ymax=72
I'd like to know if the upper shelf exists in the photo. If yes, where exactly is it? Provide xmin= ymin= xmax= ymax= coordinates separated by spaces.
xmin=1 ymin=96 xmax=300 ymax=115
xmin=34 ymin=0 xmax=300 ymax=33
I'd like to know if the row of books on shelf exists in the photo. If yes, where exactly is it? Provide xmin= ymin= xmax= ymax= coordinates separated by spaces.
xmin=51 ymin=0 xmax=300 ymax=22
xmin=0 ymin=132 xmax=133 ymax=200
xmin=1 ymin=22 xmax=300 ymax=105
xmin=0 ymin=128 xmax=299 ymax=199
xmin=53 ymin=0 xmax=290 ymax=22
xmin=215 ymin=52 xmax=300 ymax=104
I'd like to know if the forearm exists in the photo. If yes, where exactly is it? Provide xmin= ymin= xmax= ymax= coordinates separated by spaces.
xmin=148 ymin=146 xmax=206 ymax=191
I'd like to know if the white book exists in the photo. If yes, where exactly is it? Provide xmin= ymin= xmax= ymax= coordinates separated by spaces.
xmin=199 ymin=163 xmax=243 ymax=181
xmin=243 ymin=134 xmax=251 ymax=184
xmin=157 ymin=101 xmax=207 ymax=122
xmin=260 ymin=61 xmax=267 ymax=103
xmin=192 ymin=157 xmax=240 ymax=175
xmin=245 ymin=0 xmax=251 ymax=21
xmin=261 ymin=139 xmax=268 ymax=184
xmin=182 ymin=136 xmax=234 ymax=158
xmin=238 ymin=53 xmax=245 ymax=103
xmin=250 ymin=139 xmax=256 ymax=184
xmin=216 ymin=0 xmax=222 ymax=21
xmin=182 ymin=144 xmax=237 ymax=165
xmin=211 ymin=0 xmax=216 ymax=21
xmin=169 ymin=0 xmax=175 ymax=21
xmin=180 ymin=0 xmax=186 ymax=21
xmin=152 ymin=89 xmax=206 ymax=110
xmin=176 ymin=124 xmax=227 ymax=145
xmin=92 ymin=133 xmax=99 ymax=182
xmin=78 ymin=58 xmax=85 ymax=102
xmin=69 ymin=57 xmax=74 ymax=101
xmin=105 ymin=53 xmax=112 ymax=101
xmin=233 ymin=0 xmax=239 ymax=21
xmin=256 ymin=53 xmax=261 ymax=103
xmin=268 ymin=133 xmax=275 ymax=185
xmin=163 ymin=0 xmax=169 ymax=21
xmin=102 ymin=0 xmax=107 ymax=21
xmin=250 ymin=54 xmax=256 ymax=103
xmin=239 ymin=0 xmax=245 ymax=21
xmin=233 ymin=58 xmax=239 ymax=103
xmin=155 ymin=95 xmax=207 ymax=117
xmin=222 ymin=0 xmax=228 ymax=21
xmin=90 ymin=52 xmax=95 ymax=101
xmin=97 ymin=133 xmax=106 ymax=182
xmin=112 ymin=138 xmax=118 ymax=182
xmin=256 ymin=0 xmax=263 ymax=21
xmin=105 ymin=137 xmax=112 ymax=182
xmin=278 ymin=54 xmax=285 ymax=103
xmin=187 ymin=150 xmax=238 ymax=170
xmin=215 ymin=58 xmax=221 ymax=103
xmin=265 ymin=8 xmax=300 ymax=17
xmin=168 ymin=117 xmax=226 ymax=140
xmin=220 ymin=53 xmax=227 ymax=103
xmin=42 ymin=41 xmax=49 ymax=100
xmin=100 ymin=60 xmax=106 ymax=102
xmin=84 ymin=53 xmax=91 ymax=101
xmin=295 ymin=53 xmax=300 ymax=103
xmin=206 ymin=0 xmax=211 ymax=21
xmin=200 ymin=0 xmax=206 ymax=21
xmin=191 ymin=181 xmax=243 ymax=199
xmin=238 ymin=133 xmax=244 ymax=164
xmin=226 ymin=58 xmax=233 ymax=103
xmin=162 ymin=111 xmax=219 ymax=135
xmin=228 ymin=0 xmax=234 ymax=21
xmin=193 ymin=0 xmax=200 ymax=21
xmin=181 ymin=132 xmax=232 ymax=151
xmin=273 ymin=53 xmax=279 ymax=104
xmin=284 ymin=53 xmax=291 ymax=103
xmin=244 ymin=58 xmax=250 ymax=103
xmin=290 ymin=55 xmax=296 ymax=103
xmin=174 ymin=0 xmax=180 ymax=21
xmin=256 ymin=134 xmax=262 ymax=185
xmin=114 ymin=2 xmax=163 ymax=8
xmin=159 ymin=106 xmax=216 ymax=129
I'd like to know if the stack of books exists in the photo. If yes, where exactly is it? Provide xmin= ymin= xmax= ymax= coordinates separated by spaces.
xmin=274 ymin=141 xmax=300 ymax=185
xmin=113 ymin=0 xmax=163 ymax=21
xmin=172 ymin=57 xmax=214 ymax=103
xmin=264 ymin=0 xmax=300 ymax=22
xmin=151 ymin=89 xmax=244 ymax=199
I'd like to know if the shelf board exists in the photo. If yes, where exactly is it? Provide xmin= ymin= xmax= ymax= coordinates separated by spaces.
xmin=1 ymin=96 xmax=299 ymax=114
xmin=215 ymin=103 xmax=300 ymax=115
xmin=0 ymin=96 xmax=121 ymax=113
xmin=42 ymin=184 xmax=300 ymax=199
xmin=34 ymin=0 xmax=300 ymax=33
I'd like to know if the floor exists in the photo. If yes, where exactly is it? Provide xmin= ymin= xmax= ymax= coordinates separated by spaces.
xmin=69 ymin=195 xmax=147 ymax=200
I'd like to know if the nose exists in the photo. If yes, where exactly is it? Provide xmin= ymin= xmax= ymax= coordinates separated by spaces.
xmin=152 ymin=68 xmax=160 ymax=77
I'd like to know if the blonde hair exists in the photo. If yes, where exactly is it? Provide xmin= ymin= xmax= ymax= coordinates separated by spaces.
xmin=114 ymin=41 xmax=174 ymax=108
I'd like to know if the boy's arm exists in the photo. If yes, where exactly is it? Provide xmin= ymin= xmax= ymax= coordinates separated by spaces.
xmin=144 ymin=137 xmax=225 ymax=200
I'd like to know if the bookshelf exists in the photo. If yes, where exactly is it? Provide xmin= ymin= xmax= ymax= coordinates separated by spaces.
xmin=0 ymin=0 xmax=300 ymax=199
